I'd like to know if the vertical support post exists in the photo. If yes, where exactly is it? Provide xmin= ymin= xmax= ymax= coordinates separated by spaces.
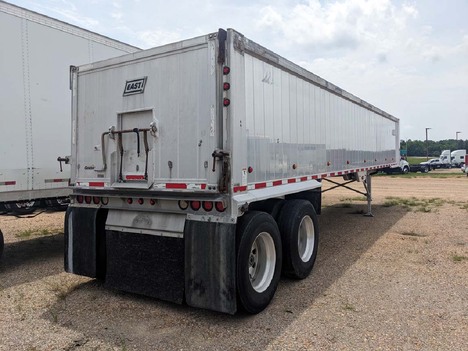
xmin=363 ymin=171 xmax=373 ymax=217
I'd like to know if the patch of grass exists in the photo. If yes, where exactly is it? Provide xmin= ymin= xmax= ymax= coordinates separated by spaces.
xmin=342 ymin=303 xmax=356 ymax=312
xmin=459 ymin=203 xmax=468 ymax=210
xmin=341 ymin=202 xmax=352 ymax=208
xmin=340 ymin=196 xmax=367 ymax=202
xmin=378 ymin=172 xmax=464 ymax=179
xmin=452 ymin=254 xmax=467 ymax=263
xmin=15 ymin=227 xmax=61 ymax=239
xmin=406 ymin=156 xmax=427 ymax=164
xmin=15 ymin=229 xmax=34 ymax=238
xmin=383 ymin=197 xmax=446 ymax=212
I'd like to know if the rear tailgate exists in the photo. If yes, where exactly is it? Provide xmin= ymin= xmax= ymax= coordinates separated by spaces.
xmin=72 ymin=34 xmax=222 ymax=191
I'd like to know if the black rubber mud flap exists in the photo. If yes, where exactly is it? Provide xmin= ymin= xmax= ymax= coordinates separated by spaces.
xmin=64 ymin=207 xmax=107 ymax=278
xmin=185 ymin=220 xmax=237 ymax=314
xmin=105 ymin=230 xmax=185 ymax=304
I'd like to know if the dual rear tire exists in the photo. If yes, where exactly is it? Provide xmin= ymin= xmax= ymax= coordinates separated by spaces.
xmin=236 ymin=200 xmax=319 ymax=313
xmin=278 ymin=200 xmax=319 ymax=279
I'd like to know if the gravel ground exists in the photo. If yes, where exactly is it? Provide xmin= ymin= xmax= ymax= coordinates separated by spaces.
xmin=0 ymin=172 xmax=467 ymax=351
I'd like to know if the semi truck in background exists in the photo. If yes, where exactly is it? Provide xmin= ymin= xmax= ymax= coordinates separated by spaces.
xmin=450 ymin=150 xmax=467 ymax=167
xmin=0 ymin=1 xmax=139 ymax=215
xmin=440 ymin=150 xmax=451 ymax=167
xmin=65 ymin=29 xmax=400 ymax=314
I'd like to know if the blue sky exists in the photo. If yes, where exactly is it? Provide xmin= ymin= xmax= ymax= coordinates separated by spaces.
xmin=8 ymin=0 xmax=468 ymax=141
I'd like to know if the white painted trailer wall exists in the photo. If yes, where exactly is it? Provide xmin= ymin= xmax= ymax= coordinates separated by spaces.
xmin=0 ymin=1 xmax=139 ymax=207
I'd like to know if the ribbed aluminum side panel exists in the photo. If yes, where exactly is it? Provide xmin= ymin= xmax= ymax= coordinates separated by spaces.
xmin=228 ymin=29 xmax=398 ymax=188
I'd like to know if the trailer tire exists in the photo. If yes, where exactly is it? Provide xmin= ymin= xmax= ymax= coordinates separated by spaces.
xmin=248 ymin=199 xmax=285 ymax=221
xmin=236 ymin=211 xmax=282 ymax=314
xmin=402 ymin=166 xmax=409 ymax=174
xmin=5 ymin=200 xmax=39 ymax=215
xmin=278 ymin=200 xmax=319 ymax=279
xmin=0 ymin=230 xmax=4 ymax=260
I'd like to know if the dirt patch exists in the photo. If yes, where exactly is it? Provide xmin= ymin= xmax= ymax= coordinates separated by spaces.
xmin=1 ymin=175 xmax=467 ymax=350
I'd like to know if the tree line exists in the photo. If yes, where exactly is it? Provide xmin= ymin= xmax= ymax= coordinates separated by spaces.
xmin=400 ymin=139 xmax=468 ymax=157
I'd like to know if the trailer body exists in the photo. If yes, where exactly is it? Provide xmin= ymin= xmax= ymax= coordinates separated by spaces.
xmin=0 ymin=1 xmax=139 ymax=214
xmin=66 ymin=29 xmax=399 ymax=314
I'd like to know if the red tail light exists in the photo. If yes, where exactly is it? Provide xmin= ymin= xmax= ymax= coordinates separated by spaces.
xmin=150 ymin=199 xmax=156 ymax=206
xmin=223 ymin=82 xmax=230 ymax=90
xmin=84 ymin=196 xmax=92 ymax=204
xmin=127 ymin=198 xmax=133 ymax=204
xmin=138 ymin=198 xmax=144 ymax=205
xmin=223 ymin=66 xmax=230 ymax=75
xmin=76 ymin=195 xmax=83 ymax=204
xmin=191 ymin=201 xmax=201 ymax=211
xmin=203 ymin=201 xmax=213 ymax=212
xmin=215 ymin=201 xmax=226 ymax=212
xmin=93 ymin=196 xmax=100 ymax=204
xmin=223 ymin=98 xmax=230 ymax=107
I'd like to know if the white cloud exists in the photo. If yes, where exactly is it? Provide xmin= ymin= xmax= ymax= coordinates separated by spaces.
xmin=257 ymin=0 xmax=418 ymax=55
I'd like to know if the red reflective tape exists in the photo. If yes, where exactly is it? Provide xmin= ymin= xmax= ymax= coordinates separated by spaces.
xmin=255 ymin=182 xmax=267 ymax=189
xmin=200 ymin=184 xmax=207 ymax=190
xmin=125 ymin=175 xmax=145 ymax=180
xmin=300 ymin=176 xmax=308 ymax=182
xmin=287 ymin=178 xmax=296 ymax=183
xmin=330 ymin=173 xmax=336 ymax=177
xmin=166 ymin=183 xmax=187 ymax=189
xmin=320 ymin=174 xmax=328 ymax=178
xmin=89 ymin=182 xmax=105 ymax=187
xmin=1 ymin=181 xmax=16 ymax=186
xmin=337 ymin=172 xmax=342 ymax=175
xmin=272 ymin=180 xmax=283 ymax=186
xmin=45 ymin=178 xmax=70 ymax=183
xmin=234 ymin=185 xmax=247 ymax=192
xmin=312 ymin=175 xmax=319 ymax=179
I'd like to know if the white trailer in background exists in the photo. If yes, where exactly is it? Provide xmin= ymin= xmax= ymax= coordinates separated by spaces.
xmin=65 ymin=29 xmax=399 ymax=314
xmin=0 ymin=1 xmax=139 ymax=217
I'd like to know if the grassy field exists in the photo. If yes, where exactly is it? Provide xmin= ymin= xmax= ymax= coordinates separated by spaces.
xmin=406 ymin=156 xmax=432 ymax=164
xmin=376 ymin=171 xmax=465 ymax=178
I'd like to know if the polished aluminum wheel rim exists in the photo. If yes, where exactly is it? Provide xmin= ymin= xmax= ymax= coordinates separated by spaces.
xmin=249 ymin=232 xmax=276 ymax=293
xmin=298 ymin=215 xmax=314 ymax=262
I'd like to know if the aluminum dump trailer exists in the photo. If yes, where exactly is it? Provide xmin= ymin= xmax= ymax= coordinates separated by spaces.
xmin=0 ymin=1 xmax=139 ymax=216
xmin=65 ymin=28 xmax=399 ymax=314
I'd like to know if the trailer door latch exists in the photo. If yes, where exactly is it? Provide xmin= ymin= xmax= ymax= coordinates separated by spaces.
xmin=211 ymin=149 xmax=230 ymax=172
xmin=57 ymin=156 xmax=70 ymax=172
